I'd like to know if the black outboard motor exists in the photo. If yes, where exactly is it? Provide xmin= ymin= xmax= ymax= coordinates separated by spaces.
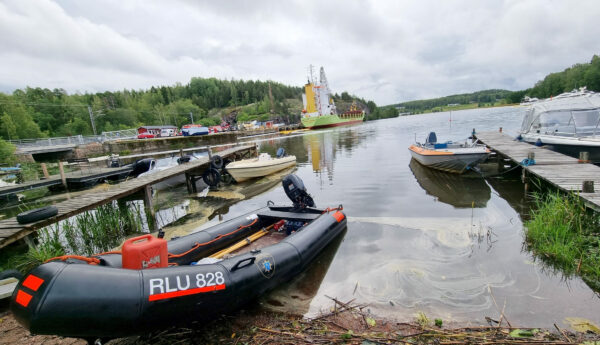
xmin=130 ymin=158 xmax=155 ymax=177
xmin=177 ymin=155 xmax=192 ymax=164
xmin=282 ymin=174 xmax=315 ymax=209
xmin=276 ymin=147 xmax=286 ymax=158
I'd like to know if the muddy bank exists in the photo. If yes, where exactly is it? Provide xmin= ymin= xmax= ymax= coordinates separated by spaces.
xmin=2 ymin=299 xmax=598 ymax=345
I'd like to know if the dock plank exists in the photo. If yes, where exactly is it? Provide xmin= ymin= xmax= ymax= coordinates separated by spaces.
xmin=0 ymin=145 xmax=255 ymax=248
xmin=476 ymin=131 xmax=600 ymax=210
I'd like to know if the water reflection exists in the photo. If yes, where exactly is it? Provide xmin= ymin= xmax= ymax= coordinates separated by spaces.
xmin=260 ymin=228 xmax=347 ymax=315
xmin=409 ymin=159 xmax=491 ymax=208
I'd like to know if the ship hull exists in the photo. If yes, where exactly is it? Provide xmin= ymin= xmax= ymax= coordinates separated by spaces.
xmin=301 ymin=115 xmax=364 ymax=129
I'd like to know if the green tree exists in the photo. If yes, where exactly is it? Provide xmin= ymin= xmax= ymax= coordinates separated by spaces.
xmin=0 ymin=113 xmax=17 ymax=140
xmin=0 ymin=139 xmax=15 ymax=164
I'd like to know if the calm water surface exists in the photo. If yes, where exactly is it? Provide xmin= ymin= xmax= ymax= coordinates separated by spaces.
xmin=205 ymin=107 xmax=600 ymax=328
xmin=8 ymin=107 xmax=600 ymax=329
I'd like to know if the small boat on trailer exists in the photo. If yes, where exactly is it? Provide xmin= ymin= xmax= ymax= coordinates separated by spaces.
xmin=408 ymin=132 xmax=490 ymax=174
xmin=225 ymin=149 xmax=296 ymax=182
xmin=11 ymin=175 xmax=346 ymax=342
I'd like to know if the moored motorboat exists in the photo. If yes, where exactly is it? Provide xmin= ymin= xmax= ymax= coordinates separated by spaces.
xmin=518 ymin=87 xmax=600 ymax=162
xmin=10 ymin=175 xmax=346 ymax=340
xmin=408 ymin=132 xmax=490 ymax=174
xmin=226 ymin=150 xmax=296 ymax=182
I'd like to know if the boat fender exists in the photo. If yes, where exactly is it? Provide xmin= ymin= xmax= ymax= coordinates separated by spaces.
xmin=535 ymin=138 xmax=543 ymax=147
xmin=16 ymin=206 xmax=58 ymax=224
xmin=210 ymin=155 xmax=223 ymax=169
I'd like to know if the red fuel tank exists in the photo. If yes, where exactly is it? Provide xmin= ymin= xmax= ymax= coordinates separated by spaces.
xmin=122 ymin=234 xmax=168 ymax=269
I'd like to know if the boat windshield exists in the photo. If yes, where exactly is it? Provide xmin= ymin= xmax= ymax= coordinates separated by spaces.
xmin=527 ymin=109 xmax=600 ymax=137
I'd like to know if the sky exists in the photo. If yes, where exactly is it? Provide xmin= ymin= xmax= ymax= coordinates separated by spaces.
xmin=0 ymin=0 xmax=599 ymax=105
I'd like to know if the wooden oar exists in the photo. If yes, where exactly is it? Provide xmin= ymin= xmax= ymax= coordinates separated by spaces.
xmin=210 ymin=224 xmax=275 ymax=259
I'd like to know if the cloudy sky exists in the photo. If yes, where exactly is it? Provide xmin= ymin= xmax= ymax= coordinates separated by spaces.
xmin=1 ymin=0 xmax=599 ymax=105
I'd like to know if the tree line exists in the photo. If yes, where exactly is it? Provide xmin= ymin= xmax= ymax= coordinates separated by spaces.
xmin=394 ymin=89 xmax=512 ymax=113
xmin=506 ymin=55 xmax=600 ymax=103
xmin=0 ymin=78 xmax=304 ymax=140
xmin=395 ymin=55 xmax=600 ymax=112
xmin=0 ymin=76 xmax=390 ymax=143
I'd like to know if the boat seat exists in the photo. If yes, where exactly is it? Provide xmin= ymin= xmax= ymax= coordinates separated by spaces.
xmin=426 ymin=132 xmax=437 ymax=144
xmin=257 ymin=209 xmax=322 ymax=222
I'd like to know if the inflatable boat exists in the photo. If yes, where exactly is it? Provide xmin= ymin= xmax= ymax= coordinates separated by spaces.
xmin=10 ymin=175 xmax=346 ymax=341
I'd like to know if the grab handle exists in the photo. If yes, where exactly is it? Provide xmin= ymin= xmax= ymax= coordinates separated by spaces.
xmin=123 ymin=234 xmax=152 ymax=246
xmin=232 ymin=257 xmax=255 ymax=271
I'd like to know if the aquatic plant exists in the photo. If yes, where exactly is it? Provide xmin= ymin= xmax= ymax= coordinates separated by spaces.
xmin=525 ymin=192 xmax=600 ymax=290
xmin=11 ymin=201 xmax=145 ymax=272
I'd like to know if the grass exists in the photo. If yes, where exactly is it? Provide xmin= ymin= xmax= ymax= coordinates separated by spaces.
xmin=8 ymin=201 xmax=145 ymax=273
xmin=525 ymin=191 xmax=600 ymax=290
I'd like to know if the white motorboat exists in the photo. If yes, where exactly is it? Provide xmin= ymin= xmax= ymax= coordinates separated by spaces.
xmin=518 ymin=87 xmax=600 ymax=162
xmin=226 ymin=152 xmax=296 ymax=182
xmin=408 ymin=132 xmax=490 ymax=174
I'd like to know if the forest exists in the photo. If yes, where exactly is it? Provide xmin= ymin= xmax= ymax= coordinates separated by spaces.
xmin=397 ymin=55 xmax=600 ymax=113
xmin=0 ymin=76 xmax=393 ymax=143
xmin=395 ymin=89 xmax=512 ymax=113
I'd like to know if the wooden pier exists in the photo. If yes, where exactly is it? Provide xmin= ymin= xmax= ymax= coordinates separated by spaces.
xmin=0 ymin=145 xmax=255 ymax=249
xmin=476 ymin=131 xmax=600 ymax=209
xmin=0 ymin=167 xmax=133 ymax=197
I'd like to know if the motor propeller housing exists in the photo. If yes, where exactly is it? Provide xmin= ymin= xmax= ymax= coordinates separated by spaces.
xmin=282 ymin=174 xmax=315 ymax=209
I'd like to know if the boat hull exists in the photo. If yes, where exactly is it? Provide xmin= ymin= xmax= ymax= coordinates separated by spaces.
xmin=301 ymin=114 xmax=364 ymax=129
xmin=226 ymin=156 xmax=296 ymax=182
xmin=520 ymin=134 xmax=600 ymax=162
xmin=11 ymin=206 xmax=347 ymax=338
xmin=408 ymin=145 xmax=489 ymax=174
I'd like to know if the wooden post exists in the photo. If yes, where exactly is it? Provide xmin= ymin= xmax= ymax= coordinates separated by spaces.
xmin=58 ymin=161 xmax=67 ymax=188
xmin=185 ymin=172 xmax=193 ymax=194
xmin=142 ymin=185 xmax=158 ymax=231
xmin=179 ymin=148 xmax=184 ymax=158
xmin=582 ymin=180 xmax=595 ymax=193
xmin=579 ymin=151 xmax=590 ymax=163
xmin=41 ymin=163 xmax=50 ymax=179
xmin=207 ymin=146 xmax=213 ymax=161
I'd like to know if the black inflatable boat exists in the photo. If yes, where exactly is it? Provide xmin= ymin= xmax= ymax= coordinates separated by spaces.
xmin=10 ymin=175 xmax=346 ymax=340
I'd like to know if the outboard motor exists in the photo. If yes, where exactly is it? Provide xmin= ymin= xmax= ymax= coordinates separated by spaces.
xmin=282 ymin=174 xmax=315 ymax=209
xmin=177 ymin=155 xmax=192 ymax=164
xmin=130 ymin=158 xmax=155 ymax=177
xmin=425 ymin=132 xmax=437 ymax=144
xmin=276 ymin=147 xmax=286 ymax=158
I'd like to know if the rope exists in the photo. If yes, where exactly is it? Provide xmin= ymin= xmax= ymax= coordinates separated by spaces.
xmin=322 ymin=205 xmax=343 ymax=214
xmin=521 ymin=158 xmax=536 ymax=166
xmin=167 ymin=218 xmax=258 ymax=259
xmin=45 ymin=255 xmax=101 ymax=265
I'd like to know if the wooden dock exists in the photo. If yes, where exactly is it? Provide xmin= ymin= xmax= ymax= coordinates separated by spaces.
xmin=0 ymin=167 xmax=133 ymax=197
xmin=476 ymin=131 xmax=600 ymax=209
xmin=0 ymin=145 xmax=255 ymax=249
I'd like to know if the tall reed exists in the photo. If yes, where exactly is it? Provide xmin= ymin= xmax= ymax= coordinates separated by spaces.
xmin=525 ymin=192 xmax=600 ymax=290
xmin=12 ymin=201 xmax=145 ymax=272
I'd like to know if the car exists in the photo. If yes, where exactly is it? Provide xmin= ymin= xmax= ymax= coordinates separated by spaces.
xmin=137 ymin=133 xmax=155 ymax=139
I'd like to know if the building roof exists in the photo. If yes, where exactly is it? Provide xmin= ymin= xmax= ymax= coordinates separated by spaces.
xmin=138 ymin=125 xmax=177 ymax=130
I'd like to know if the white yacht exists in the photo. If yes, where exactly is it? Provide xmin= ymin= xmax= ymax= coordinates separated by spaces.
xmin=518 ymin=87 xmax=600 ymax=162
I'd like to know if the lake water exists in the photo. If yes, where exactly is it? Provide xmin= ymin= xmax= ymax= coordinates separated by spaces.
xmin=199 ymin=106 xmax=599 ymax=329
xmin=7 ymin=106 xmax=600 ymax=329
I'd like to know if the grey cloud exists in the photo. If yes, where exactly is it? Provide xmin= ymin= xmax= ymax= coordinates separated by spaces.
xmin=2 ymin=0 xmax=600 ymax=105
